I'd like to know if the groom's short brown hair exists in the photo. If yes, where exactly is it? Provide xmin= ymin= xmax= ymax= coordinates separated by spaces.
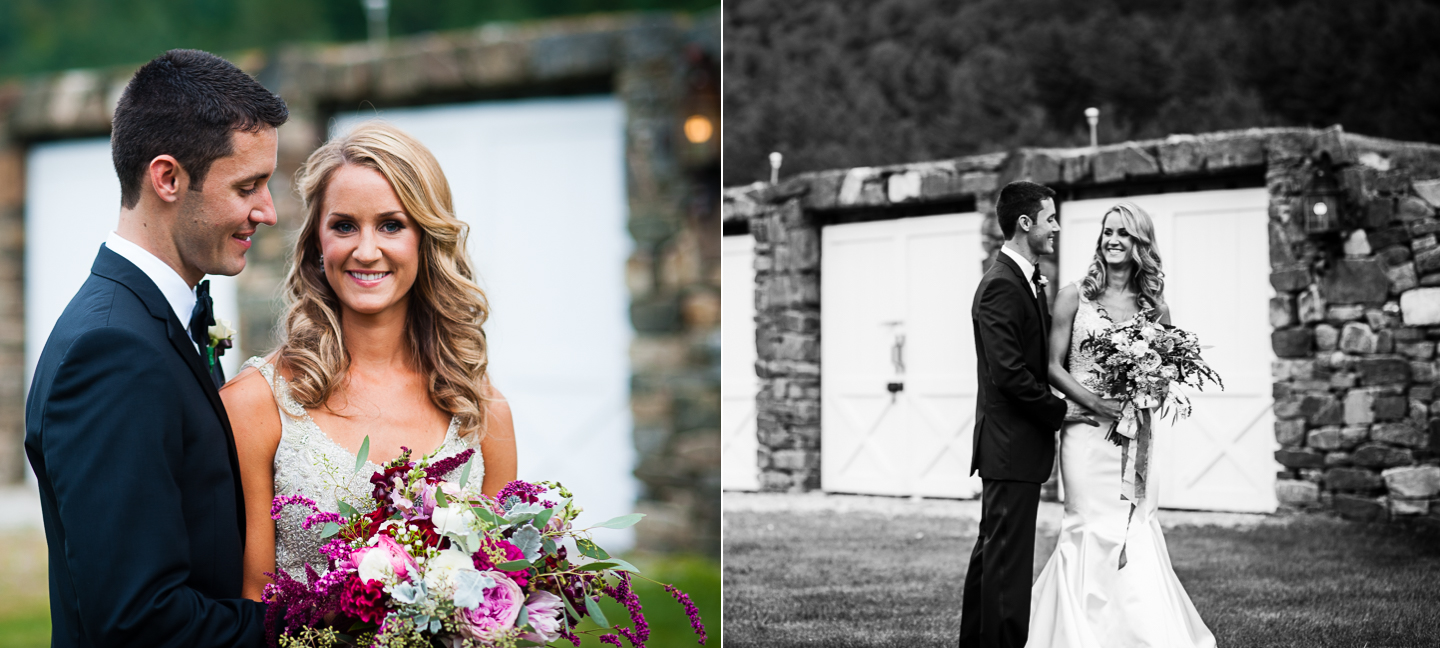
xmin=111 ymin=49 xmax=289 ymax=209
xmin=996 ymin=181 xmax=1056 ymax=239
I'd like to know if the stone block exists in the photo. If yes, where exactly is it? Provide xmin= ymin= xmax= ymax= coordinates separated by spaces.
xmin=1158 ymin=137 xmax=1202 ymax=174
xmin=1377 ymin=329 xmax=1396 ymax=354
xmin=1306 ymin=426 xmax=1344 ymax=451
xmin=1394 ymin=327 xmax=1426 ymax=341
xmin=887 ymin=171 xmax=923 ymax=203
xmin=1276 ymin=479 xmax=1320 ymax=506
xmin=1371 ymin=422 xmax=1428 ymax=448
xmin=1333 ymin=494 xmax=1388 ymax=522
xmin=1400 ymin=196 xmax=1434 ymax=222
xmin=1410 ymin=385 xmax=1436 ymax=401
xmin=1415 ymin=179 xmax=1440 ymax=208
xmin=1272 ymin=328 xmax=1313 ymax=358
xmin=1367 ymin=198 xmax=1396 ymax=227
xmin=1373 ymin=226 xmax=1412 ymax=250
xmin=1327 ymin=304 xmax=1367 ymax=323
xmin=1412 ymin=360 xmax=1439 ymax=383
xmin=1272 ymin=359 xmax=1317 ymax=381
xmin=1061 ymin=156 xmax=1092 ymax=184
xmin=1357 ymin=357 xmax=1411 ymax=385
xmin=1382 ymin=465 xmax=1440 ymax=499
xmin=1397 ymin=340 xmax=1436 ymax=360
xmin=1412 ymin=218 xmax=1440 ymax=236
xmin=1330 ymin=372 xmax=1359 ymax=389
xmin=1338 ymin=322 xmax=1377 ymax=354
xmin=1341 ymin=425 xmax=1370 ymax=448
xmin=1321 ymin=258 xmax=1390 ymax=305
xmin=1344 ymin=229 xmax=1372 ymax=257
xmin=1417 ymin=247 xmax=1440 ymax=275
xmin=1380 ymin=244 xmax=1413 ymax=266
xmin=1275 ymin=419 xmax=1307 ymax=447
xmin=1324 ymin=466 xmax=1384 ymax=491
xmin=1414 ymin=234 xmax=1438 ymax=253
xmin=1270 ymin=266 xmax=1311 ymax=292
xmin=1389 ymin=498 xmax=1431 ymax=516
xmin=1314 ymin=324 xmax=1339 ymax=351
xmin=1326 ymin=452 xmax=1354 ymax=466
xmin=1092 ymin=145 xmax=1160 ymax=183
xmin=1344 ymin=388 xmax=1378 ymax=425
xmin=1270 ymin=295 xmax=1296 ymax=328
xmin=1373 ymin=396 xmax=1408 ymax=421
xmin=1200 ymin=135 xmax=1265 ymax=170
xmin=1423 ymin=272 xmax=1440 ymax=287
xmin=1276 ymin=449 xmax=1326 ymax=469
xmin=1401 ymin=287 xmax=1440 ymax=325
xmin=1298 ymin=286 xmax=1327 ymax=324
xmin=1351 ymin=443 xmax=1414 ymax=468
xmin=1388 ymin=262 xmax=1420 ymax=294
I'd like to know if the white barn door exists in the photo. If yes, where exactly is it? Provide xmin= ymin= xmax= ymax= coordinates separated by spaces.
xmin=720 ymin=235 xmax=759 ymax=490
xmin=25 ymin=138 xmax=244 ymax=384
xmin=821 ymin=214 xmax=984 ymax=498
xmin=334 ymin=97 xmax=636 ymax=548
xmin=1058 ymin=189 xmax=1277 ymax=513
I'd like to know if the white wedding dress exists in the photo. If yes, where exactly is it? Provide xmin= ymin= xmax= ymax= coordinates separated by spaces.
xmin=1026 ymin=286 xmax=1215 ymax=648
xmin=243 ymin=357 xmax=485 ymax=580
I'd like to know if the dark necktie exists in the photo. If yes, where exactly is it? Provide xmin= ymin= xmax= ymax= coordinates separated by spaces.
xmin=1031 ymin=266 xmax=1050 ymax=332
xmin=188 ymin=280 xmax=226 ymax=389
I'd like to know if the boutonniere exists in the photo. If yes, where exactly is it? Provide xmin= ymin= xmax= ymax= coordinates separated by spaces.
xmin=208 ymin=318 xmax=235 ymax=360
xmin=1037 ymin=275 xmax=1050 ymax=287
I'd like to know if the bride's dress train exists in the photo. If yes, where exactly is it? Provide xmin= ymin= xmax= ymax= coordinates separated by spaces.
xmin=1026 ymin=286 xmax=1215 ymax=648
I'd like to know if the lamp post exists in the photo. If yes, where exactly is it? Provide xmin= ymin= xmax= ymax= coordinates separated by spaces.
xmin=1085 ymin=107 xmax=1100 ymax=148
xmin=769 ymin=151 xmax=782 ymax=185
xmin=363 ymin=0 xmax=388 ymax=44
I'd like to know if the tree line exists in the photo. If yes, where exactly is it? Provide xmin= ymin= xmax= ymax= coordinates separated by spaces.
xmin=723 ymin=0 xmax=1440 ymax=185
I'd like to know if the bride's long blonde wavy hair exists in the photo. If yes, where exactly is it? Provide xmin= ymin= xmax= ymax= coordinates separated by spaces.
xmin=1080 ymin=201 xmax=1165 ymax=313
xmin=278 ymin=121 xmax=492 ymax=440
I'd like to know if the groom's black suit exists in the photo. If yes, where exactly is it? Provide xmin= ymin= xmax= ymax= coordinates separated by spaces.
xmin=959 ymin=251 xmax=1067 ymax=648
xmin=25 ymin=246 xmax=266 ymax=647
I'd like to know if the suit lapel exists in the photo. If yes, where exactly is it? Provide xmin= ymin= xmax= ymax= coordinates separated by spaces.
xmin=994 ymin=252 xmax=1049 ymax=354
xmin=90 ymin=246 xmax=248 ymax=542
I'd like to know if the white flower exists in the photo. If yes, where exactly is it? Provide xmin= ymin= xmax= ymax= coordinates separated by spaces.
xmin=208 ymin=318 xmax=236 ymax=345
xmin=424 ymin=547 xmax=478 ymax=592
xmin=1037 ymin=274 xmax=1050 ymax=287
xmin=432 ymin=506 xmax=473 ymax=537
xmin=1128 ymin=340 xmax=1151 ymax=357
xmin=1139 ymin=324 xmax=1157 ymax=341
xmin=357 ymin=547 xmax=395 ymax=584
xmin=1110 ymin=332 xmax=1128 ymax=347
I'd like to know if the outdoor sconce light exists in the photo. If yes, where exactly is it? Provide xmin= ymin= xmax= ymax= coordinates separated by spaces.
xmin=684 ymin=115 xmax=714 ymax=144
xmin=1302 ymin=160 xmax=1342 ymax=234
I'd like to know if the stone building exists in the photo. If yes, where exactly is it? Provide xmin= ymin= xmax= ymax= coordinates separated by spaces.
xmin=1 ymin=11 xmax=721 ymax=555
xmin=723 ymin=126 xmax=1440 ymax=524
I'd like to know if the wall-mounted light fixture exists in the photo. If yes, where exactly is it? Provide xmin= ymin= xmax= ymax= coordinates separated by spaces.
xmin=1302 ymin=158 xmax=1342 ymax=234
xmin=684 ymin=115 xmax=713 ymax=144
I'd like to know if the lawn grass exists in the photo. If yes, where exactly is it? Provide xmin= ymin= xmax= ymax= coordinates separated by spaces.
xmin=723 ymin=508 xmax=1440 ymax=648
xmin=0 ymin=530 xmax=49 ymax=648
xmin=0 ymin=529 xmax=718 ymax=648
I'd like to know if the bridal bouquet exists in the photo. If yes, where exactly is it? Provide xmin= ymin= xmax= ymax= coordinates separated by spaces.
xmin=1077 ymin=311 xmax=1222 ymax=568
xmin=265 ymin=446 xmax=707 ymax=648
xmin=1077 ymin=309 xmax=1223 ymax=443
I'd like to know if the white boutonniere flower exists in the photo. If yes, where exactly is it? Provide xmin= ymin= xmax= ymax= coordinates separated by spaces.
xmin=1037 ymin=275 xmax=1049 ymax=287
xmin=208 ymin=318 xmax=236 ymax=357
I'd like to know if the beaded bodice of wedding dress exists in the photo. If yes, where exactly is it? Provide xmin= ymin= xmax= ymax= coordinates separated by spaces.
xmin=243 ymin=357 xmax=485 ymax=579
xmin=1066 ymin=285 xmax=1111 ymax=395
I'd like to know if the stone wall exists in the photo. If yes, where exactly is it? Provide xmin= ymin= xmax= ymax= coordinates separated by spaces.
xmin=725 ymin=127 xmax=1440 ymax=526
xmin=0 ymin=11 xmax=721 ymax=555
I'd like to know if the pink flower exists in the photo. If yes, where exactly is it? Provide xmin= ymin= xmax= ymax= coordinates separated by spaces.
xmin=354 ymin=534 xmax=416 ymax=584
xmin=520 ymin=590 xmax=565 ymax=644
xmin=458 ymin=571 xmax=524 ymax=640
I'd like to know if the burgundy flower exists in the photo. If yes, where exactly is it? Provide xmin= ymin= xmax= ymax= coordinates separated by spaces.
xmin=472 ymin=535 xmax=530 ymax=587
xmin=339 ymin=575 xmax=387 ymax=624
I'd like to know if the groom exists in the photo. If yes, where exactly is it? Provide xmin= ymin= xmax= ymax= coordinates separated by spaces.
xmin=24 ymin=50 xmax=286 ymax=647
xmin=959 ymin=181 xmax=1071 ymax=648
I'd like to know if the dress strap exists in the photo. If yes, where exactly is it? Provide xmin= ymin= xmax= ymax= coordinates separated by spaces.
xmin=240 ymin=356 xmax=308 ymax=420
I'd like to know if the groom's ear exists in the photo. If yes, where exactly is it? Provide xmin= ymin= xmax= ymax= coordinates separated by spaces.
xmin=1016 ymin=214 xmax=1032 ymax=233
xmin=146 ymin=155 xmax=187 ymax=204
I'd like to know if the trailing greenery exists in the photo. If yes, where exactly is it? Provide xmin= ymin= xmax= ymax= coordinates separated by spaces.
xmin=0 ymin=0 xmax=716 ymax=79
xmin=723 ymin=0 xmax=1440 ymax=184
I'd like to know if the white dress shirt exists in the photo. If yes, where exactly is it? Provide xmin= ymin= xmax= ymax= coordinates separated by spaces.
xmin=104 ymin=231 xmax=200 ymax=352
xmin=999 ymin=245 xmax=1038 ymax=298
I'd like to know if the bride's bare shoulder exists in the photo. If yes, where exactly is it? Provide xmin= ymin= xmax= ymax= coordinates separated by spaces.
xmin=220 ymin=355 xmax=282 ymax=441
xmin=1053 ymin=282 xmax=1081 ymax=315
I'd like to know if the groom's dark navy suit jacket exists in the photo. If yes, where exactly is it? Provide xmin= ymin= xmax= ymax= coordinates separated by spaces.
xmin=25 ymin=246 xmax=266 ymax=647
xmin=970 ymin=252 xmax=1067 ymax=483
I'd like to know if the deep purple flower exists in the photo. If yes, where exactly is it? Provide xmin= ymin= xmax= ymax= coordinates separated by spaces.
xmin=666 ymin=585 xmax=707 ymax=645
xmin=269 ymin=494 xmax=318 ymax=520
xmin=301 ymin=511 xmax=345 ymax=530
xmin=425 ymin=448 xmax=475 ymax=480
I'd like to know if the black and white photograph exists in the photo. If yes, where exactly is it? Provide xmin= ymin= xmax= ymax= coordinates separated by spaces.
xmin=721 ymin=1 xmax=1440 ymax=647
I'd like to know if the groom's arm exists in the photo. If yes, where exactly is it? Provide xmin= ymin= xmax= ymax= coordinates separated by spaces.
xmin=975 ymin=278 xmax=1066 ymax=428
xmin=41 ymin=327 xmax=267 ymax=648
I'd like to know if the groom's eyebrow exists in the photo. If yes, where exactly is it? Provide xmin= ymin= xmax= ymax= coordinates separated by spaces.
xmin=233 ymin=171 xmax=271 ymax=185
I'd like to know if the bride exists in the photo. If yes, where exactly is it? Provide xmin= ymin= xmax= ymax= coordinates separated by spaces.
xmin=1028 ymin=202 xmax=1215 ymax=647
xmin=222 ymin=121 xmax=517 ymax=600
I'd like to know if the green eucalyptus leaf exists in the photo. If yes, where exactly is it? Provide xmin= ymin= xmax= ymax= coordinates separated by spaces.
xmin=320 ymin=522 xmax=340 ymax=539
xmin=576 ymin=561 xmax=618 ymax=572
xmin=576 ymin=538 xmax=609 ymax=560
xmin=542 ymin=537 xmax=557 ymax=556
xmin=592 ymin=513 xmax=644 ymax=529
xmin=533 ymin=508 xmax=554 ymax=530
xmin=337 ymin=500 xmax=359 ymax=520
xmin=606 ymin=557 xmax=641 ymax=574
xmin=496 ymin=559 xmax=533 ymax=571
xmin=584 ymin=594 xmax=610 ymax=628
xmin=457 ymin=454 xmax=474 ymax=488
xmin=435 ymin=489 xmax=449 ymax=508
xmin=471 ymin=506 xmax=503 ymax=528
xmin=354 ymin=436 xmax=370 ymax=472
xmin=561 ymin=592 xmax=580 ymax=621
